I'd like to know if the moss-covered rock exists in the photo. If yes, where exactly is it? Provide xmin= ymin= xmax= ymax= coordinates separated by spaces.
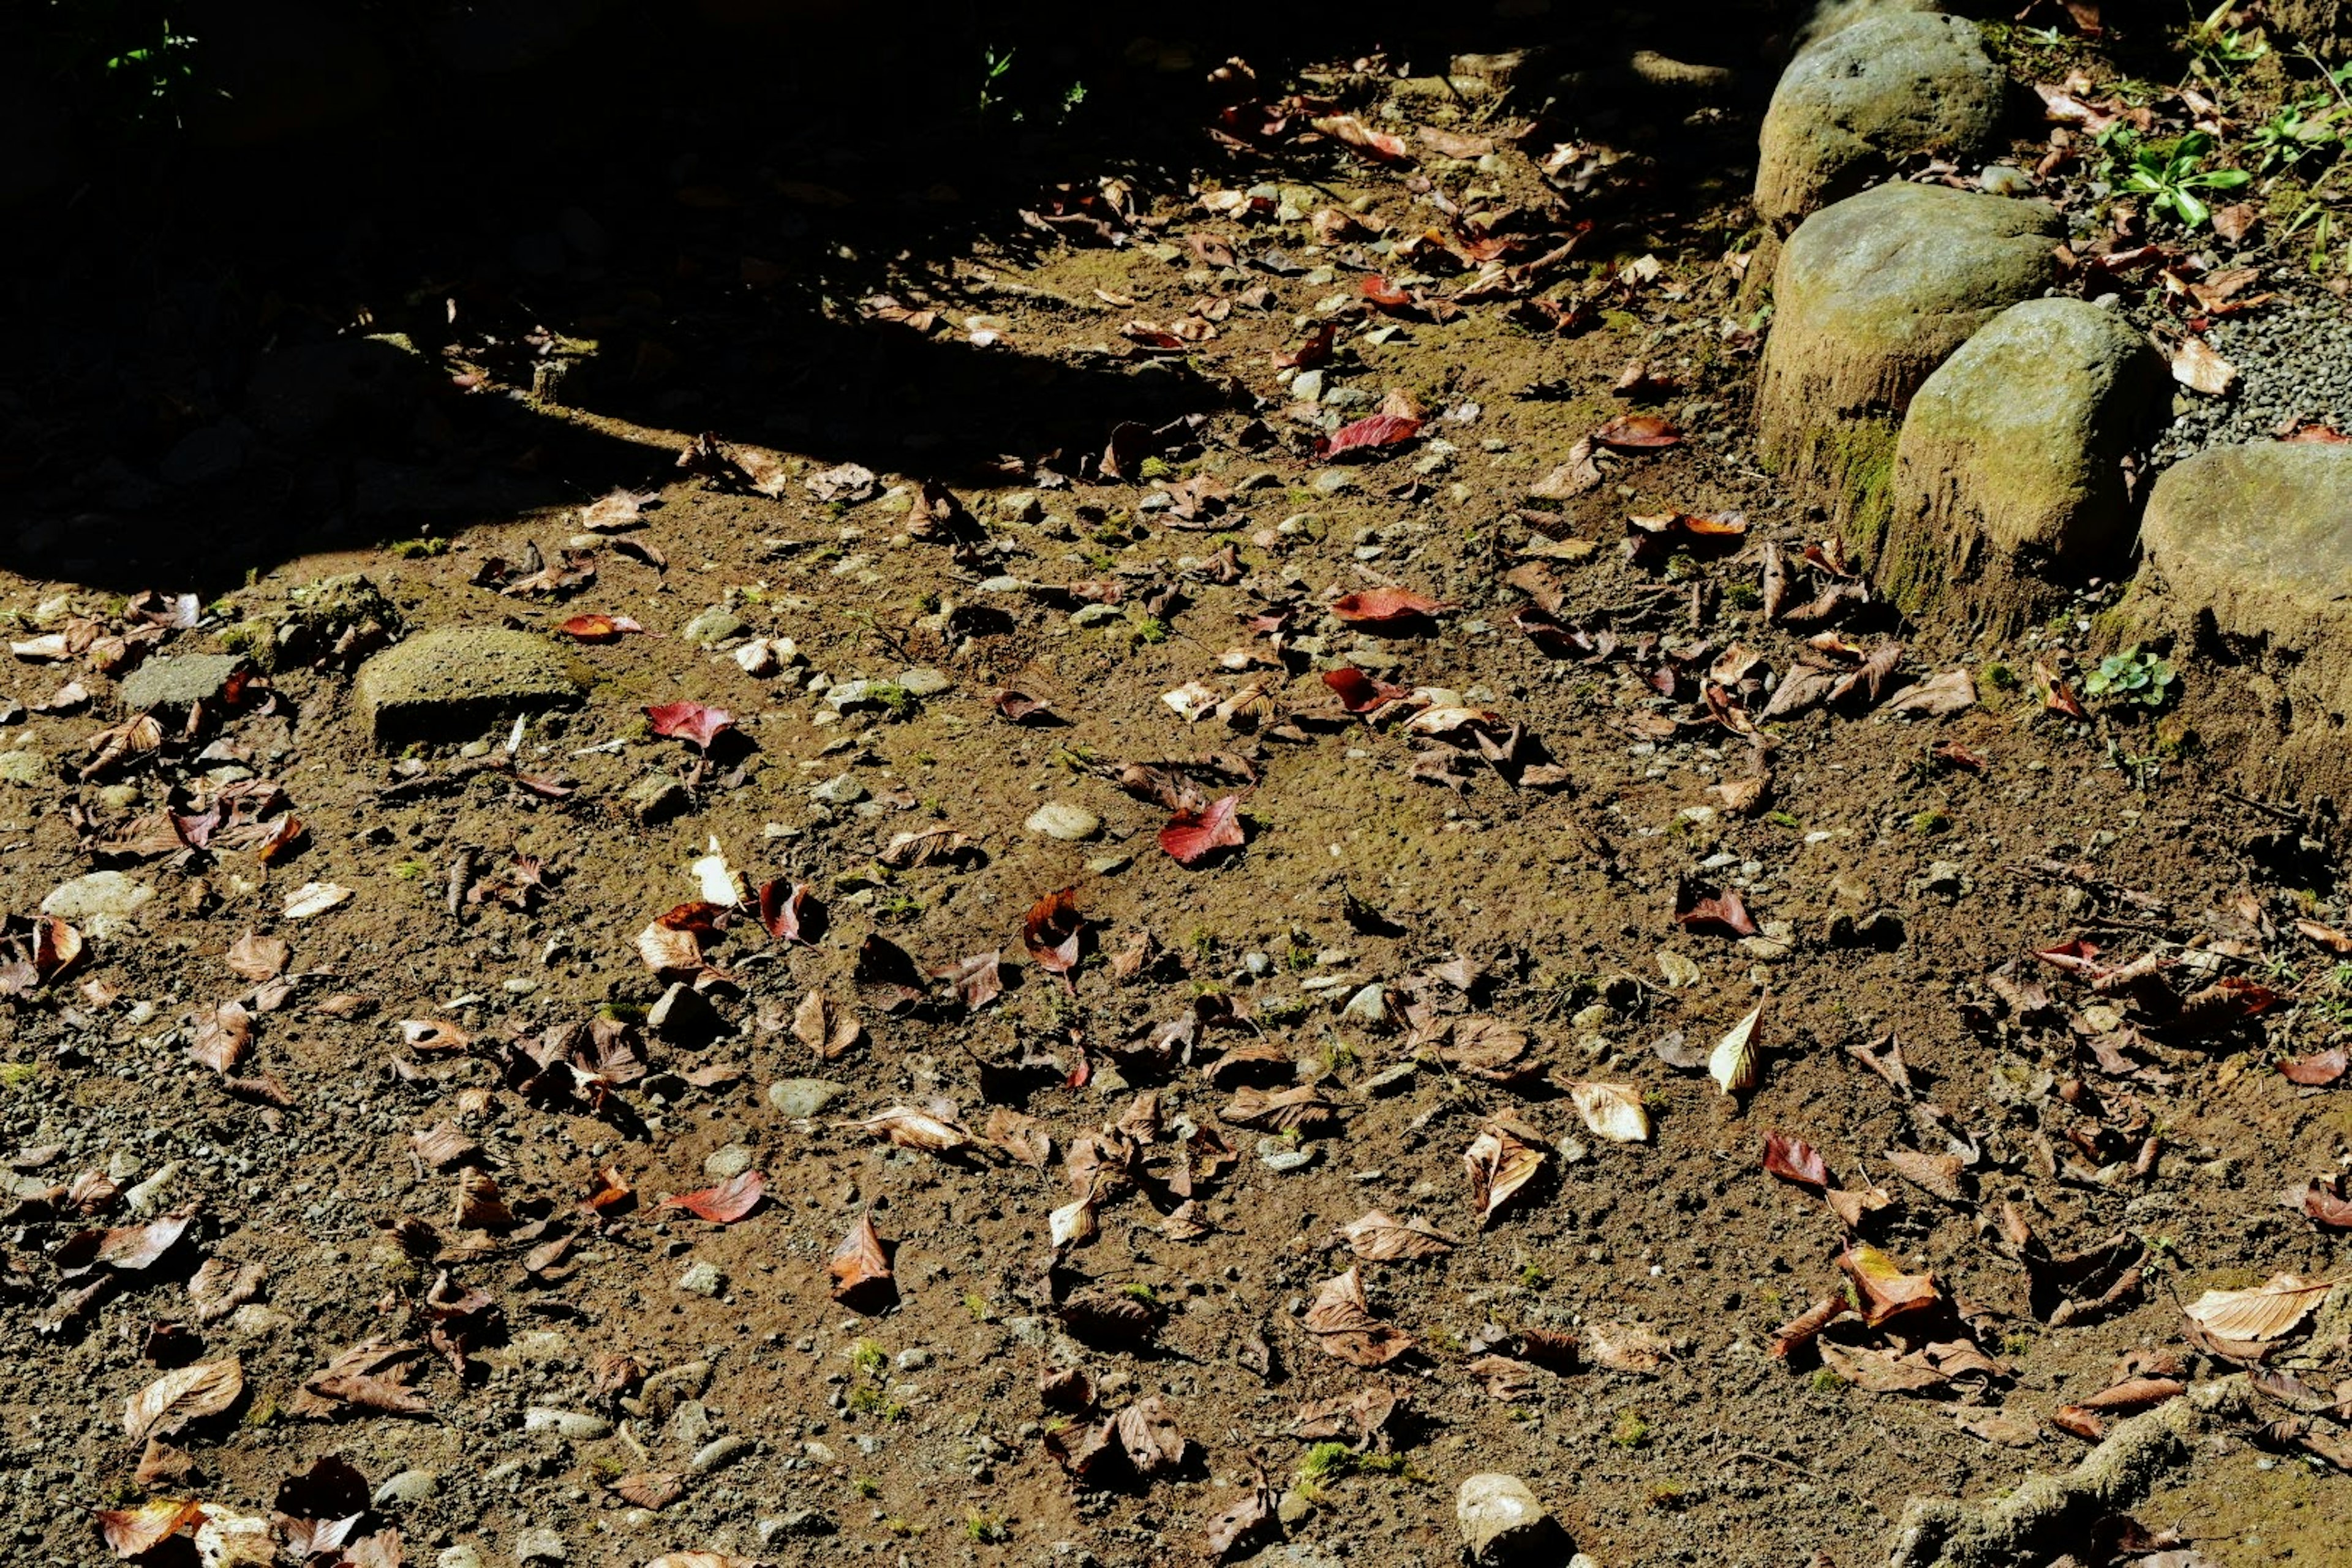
xmin=1757 ymin=183 xmax=2062 ymax=549
xmin=1880 ymin=299 xmax=2166 ymax=632
xmin=355 ymin=627 xmax=584 ymax=743
xmin=1756 ymin=12 xmax=2005 ymax=226
xmin=2126 ymin=442 xmax=2352 ymax=797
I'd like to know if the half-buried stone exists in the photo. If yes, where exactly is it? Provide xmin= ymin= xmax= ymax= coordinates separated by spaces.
xmin=1755 ymin=10 xmax=2005 ymax=227
xmin=1757 ymin=182 xmax=2062 ymax=554
xmin=355 ymin=627 xmax=585 ymax=743
xmin=1877 ymin=298 xmax=2167 ymax=633
xmin=2126 ymin=442 xmax=2352 ymax=796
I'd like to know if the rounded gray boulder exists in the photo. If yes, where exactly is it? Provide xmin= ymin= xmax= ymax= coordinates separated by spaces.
xmin=1757 ymin=12 xmax=2005 ymax=226
xmin=1880 ymin=298 xmax=2168 ymax=631
xmin=2128 ymin=442 xmax=2352 ymax=794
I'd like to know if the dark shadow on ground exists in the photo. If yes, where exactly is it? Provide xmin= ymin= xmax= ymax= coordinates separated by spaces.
xmin=0 ymin=0 xmax=1834 ymax=592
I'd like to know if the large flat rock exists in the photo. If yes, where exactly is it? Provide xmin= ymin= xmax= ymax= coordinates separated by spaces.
xmin=1757 ymin=12 xmax=2004 ymax=225
xmin=1881 ymin=298 xmax=2167 ymax=630
xmin=355 ymin=627 xmax=584 ymax=742
xmin=2130 ymin=442 xmax=2352 ymax=794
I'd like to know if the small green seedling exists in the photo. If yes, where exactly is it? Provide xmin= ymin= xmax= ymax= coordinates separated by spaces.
xmin=2084 ymin=646 xmax=2176 ymax=709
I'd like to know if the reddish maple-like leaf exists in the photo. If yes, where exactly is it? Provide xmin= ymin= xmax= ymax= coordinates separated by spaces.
xmin=1360 ymin=274 xmax=1412 ymax=309
xmin=1314 ymin=412 xmax=1423 ymax=461
xmin=1023 ymin=887 xmax=1084 ymax=987
xmin=756 ymin=880 xmax=824 ymax=945
xmin=559 ymin=614 xmax=646 ymax=642
xmin=1161 ymin=795 xmax=1245 ymax=868
xmin=2285 ymin=423 xmax=2350 ymax=443
xmin=660 ymin=1170 xmax=764 ymax=1223
xmin=1674 ymin=880 xmax=1758 ymax=937
xmin=828 ymin=1210 xmax=894 ymax=1304
xmin=1593 ymin=414 xmax=1683 ymax=450
xmin=1323 ymin=666 xmax=1407 ymax=714
xmin=1330 ymin=588 xmax=1446 ymax=625
xmin=1763 ymin=1131 xmax=1830 ymax=1190
xmin=644 ymin=700 xmax=734 ymax=750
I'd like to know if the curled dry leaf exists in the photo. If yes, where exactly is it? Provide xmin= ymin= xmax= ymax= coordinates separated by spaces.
xmin=1770 ymin=1295 xmax=1851 ymax=1359
xmin=1568 ymin=1081 xmax=1651 ymax=1144
xmin=283 ymin=881 xmax=352 ymax=919
xmin=189 ymin=1000 xmax=252 ymax=1073
xmin=1762 ymin=1131 xmax=1829 ymax=1190
xmin=828 ymin=1210 xmax=893 ymax=1303
xmin=756 ymin=880 xmax=824 ymax=945
xmin=1204 ymin=1479 xmax=1279 ymax=1560
xmin=2182 ymin=1274 xmax=2335 ymax=1343
xmin=95 ymin=1498 xmax=206 ymax=1558
xmin=88 ymin=1212 xmax=193 ymax=1271
xmin=2280 ymin=1048 xmax=2348 ymax=1087
xmin=558 ymin=613 xmax=646 ymax=642
xmin=410 ymin=1122 xmax=481 ymax=1171
xmin=792 ymin=991 xmax=861 ymax=1061
xmin=1220 ymin=1084 xmax=1336 ymax=1134
xmin=878 ymin=826 xmax=973 ymax=869
xmin=224 ymin=929 xmax=288 ymax=983
xmin=984 ymin=1106 xmax=1052 ymax=1168
xmin=843 ymin=1106 xmax=972 ymax=1153
xmin=187 ymin=1259 xmax=265 ymax=1324
xmin=1837 ymin=1243 xmax=1940 ymax=1325
xmin=1302 ymin=1265 xmax=1414 ymax=1366
xmin=1592 ymin=413 xmax=1682 ymax=450
xmin=1160 ymin=794 xmax=1245 ymax=868
xmin=453 ymin=1167 xmax=512 ymax=1229
xmin=1340 ymin=1210 xmax=1458 ymax=1261
xmin=660 ymin=1170 xmax=765 ymax=1223
xmin=123 ymin=1356 xmax=244 ymax=1441
xmin=611 ymin=1472 xmax=683 ymax=1510
xmin=1464 ymin=1119 xmax=1548 ymax=1221
xmin=1313 ymin=412 xmax=1423 ymax=461
xmin=644 ymin=700 xmax=734 ymax=751
xmin=1330 ymin=588 xmax=1446 ymax=625
xmin=1023 ymin=886 xmax=1084 ymax=986
xmin=2301 ymin=1175 xmax=2352 ymax=1229
xmin=1585 ymin=1322 xmax=1670 ymax=1375
xmin=1674 ymin=880 xmax=1758 ymax=937
xmin=1709 ymin=1002 xmax=1763 ymax=1096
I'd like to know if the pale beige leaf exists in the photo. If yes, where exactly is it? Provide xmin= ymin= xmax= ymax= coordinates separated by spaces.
xmin=282 ymin=881 xmax=352 ymax=919
xmin=1339 ymin=1210 xmax=1459 ymax=1261
xmin=1585 ymin=1322 xmax=1669 ymax=1374
xmin=635 ymin=921 xmax=705 ymax=976
xmin=2183 ymin=1274 xmax=2335 ymax=1343
xmin=123 ymin=1357 xmax=244 ymax=1441
xmin=224 ymin=929 xmax=289 ymax=983
xmin=793 ymin=991 xmax=860 ymax=1061
xmin=841 ymin=1106 xmax=972 ymax=1153
xmin=1568 ymin=1080 xmax=1651 ymax=1143
xmin=983 ymin=1106 xmax=1052 ymax=1167
xmin=1301 ymin=1265 xmax=1414 ymax=1365
xmin=1710 ymin=1002 xmax=1763 ymax=1095
xmin=1049 ymin=1196 xmax=1099 ymax=1250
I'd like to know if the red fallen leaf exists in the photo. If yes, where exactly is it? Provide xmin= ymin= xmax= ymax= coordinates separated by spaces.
xmin=828 ymin=1210 xmax=894 ymax=1303
xmin=559 ymin=613 xmax=645 ymax=642
xmin=94 ymin=1498 xmax=206 ymax=1557
xmin=2285 ymin=423 xmax=2350 ymax=443
xmin=1330 ymin=588 xmax=1446 ymax=625
xmin=2302 ymin=1176 xmax=2352 ymax=1228
xmin=1161 ymin=794 xmax=1245 ymax=868
xmin=660 ymin=1170 xmax=764 ymax=1223
xmin=2032 ymin=937 xmax=2103 ymax=976
xmin=756 ymin=880 xmax=824 ymax=945
xmin=1322 ymin=666 xmax=1408 ymax=714
xmin=2281 ymin=1048 xmax=2348 ymax=1087
xmin=1674 ymin=880 xmax=1758 ymax=937
xmin=1312 ymin=113 xmax=1412 ymax=163
xmin=645 ymin=700 xmax=734 ymax=750
xmin=1313 ymin=412 xmax=1423 ymax=461
xmin=1931 ymin=739 xmax=1988 ymax=771
xmin=1274 ymin=322 xmax=1337 ymax=369
xmin=1023 ymin=886 xmax=1084 ymax=988
xmin=1592 ymin=414 xmax=1683 ymax=450
xmin=1360 ymin=274 xmax=1412 ymax=310
xmin=1763 ymin=1131 xmax=1830 ymax=1190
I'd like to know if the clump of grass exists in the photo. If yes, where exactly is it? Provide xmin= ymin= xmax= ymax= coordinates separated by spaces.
xmin=1611 ymin=1411 xmax=1649 ymax=1449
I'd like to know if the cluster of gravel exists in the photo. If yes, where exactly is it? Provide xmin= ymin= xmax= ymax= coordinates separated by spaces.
xmin=2146 ymin=288 xmax=2352 ymax=464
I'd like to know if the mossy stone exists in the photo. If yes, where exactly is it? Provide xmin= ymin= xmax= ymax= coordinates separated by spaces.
xmin=1880 ymin=298 xmax=2168 ymax=631
xmin=355 ymin=627 xmax=584 ymax=743
xmin=1757 ymin=12 xmax=2005 ymax=225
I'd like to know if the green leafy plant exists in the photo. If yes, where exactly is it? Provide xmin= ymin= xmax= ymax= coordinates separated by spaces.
xmin=2084 ymin=646 xmax=2177 ymax=708
xmin=2250 ymin=102 xmax=2345 ymax=172
xmin=964 ymin=1510 xmax=1009 ymax=1544
xmin=2112 ymin=130 xmax=2251 ymax=228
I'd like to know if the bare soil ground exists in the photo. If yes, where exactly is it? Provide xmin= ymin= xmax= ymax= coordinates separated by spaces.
xmin=5 ymin=9 xmax=2352 ymax=1568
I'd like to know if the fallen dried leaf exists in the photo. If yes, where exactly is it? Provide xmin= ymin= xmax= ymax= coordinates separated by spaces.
xmin=1340 ymin=1210 xmax=1460 ymax=1261
xmin=644 ymin=700 xmax=734 ymax=751
xmin=1568 ymin=1081 xmax=1651 ymax=1144
xmin=123 ymin=1357 xmax=243 ymax=1441
xmin=1161 ymin=794 xmax=1245 ymax=868
xmin=1838 ymin=1243 xmax=1940 ymax=1325
xmin=1302 ymin=1265 xmax=1414 ymax=1365
xmin=828 ymin=1210 xmax=893 ymax=1303
xmin=2183 ymin=1274 xmax=2334 ymax=1343
xmin=661 ymin=1170 xmax=765 ymax=1223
